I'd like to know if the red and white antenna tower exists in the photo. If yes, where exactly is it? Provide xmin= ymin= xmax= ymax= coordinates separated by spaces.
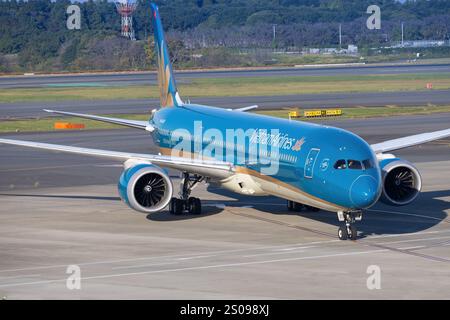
xmin=115 ymin=0 xmax=137 ymax=40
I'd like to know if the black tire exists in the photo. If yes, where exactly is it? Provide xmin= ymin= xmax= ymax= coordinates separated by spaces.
xmin=338 ymin=226 xmax=348 ymax=240
xmin=169 ymin=197 xmax=176 ymax=214
xmin=305 ymin=205 xmax=320 ymax=212
xmin=349 ymin=225 xmax=358 ymax=240
xmin=293 ymin=202 xmax=304 ymax=212
xmin=287 ymin=200 xmax=294 ymax=211
xmin=172 ymin=198 xmax=183 ymax=215
xmin=188 ymin=197 xmax=202 ymax=215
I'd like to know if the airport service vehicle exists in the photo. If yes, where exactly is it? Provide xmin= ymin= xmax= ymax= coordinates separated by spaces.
xmin=1 ymin=3 xmax=449 ymax=240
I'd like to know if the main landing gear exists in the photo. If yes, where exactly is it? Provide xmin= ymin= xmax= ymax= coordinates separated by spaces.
xmin=287 ymin=200 xmax=320 ymax=212
xmin=337 ymin=211 xmax=362 ymax=241
xmin=169 ymin=172 xmax=204 ymax=215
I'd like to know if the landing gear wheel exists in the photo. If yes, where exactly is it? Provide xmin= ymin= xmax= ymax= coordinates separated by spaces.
xmin=305 ymin=205 xmax=320 ymax=212
xmin=188 ymin=197 xmax=202 ymax=215
xmin=169 ymin=197 xmax=183 ymax=215
xmin=293 ymin=202 xmax=304 ymax=212
xmin=287 ymin=200 xmax=294 ymax=211
xmin=169 ymin=198 xmax=175 ymax=214
xmin=338 ymin=226 xmax=348 ymax=240
xmin=287 ymin=201 xmax=305 ymax=212
xmin=349 ymin=225 xmax=357 ymax=240
xmin=169 ymin=172 xmax=204 ymax=215
xmin=336 ymin=211 xmax=361 ymax=240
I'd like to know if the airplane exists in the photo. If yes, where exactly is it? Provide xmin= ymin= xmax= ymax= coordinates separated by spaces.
xmin=1 ymin=3 xmax=449 ymax=240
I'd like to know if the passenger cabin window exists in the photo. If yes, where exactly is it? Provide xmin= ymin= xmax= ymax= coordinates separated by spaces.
xmin=348 ymin=159 xmax=362 ymax=170
xmin=334 ymin=159 xmax=347 ymax=169
xmin=363 ymin=159 xmax=374 ymax=169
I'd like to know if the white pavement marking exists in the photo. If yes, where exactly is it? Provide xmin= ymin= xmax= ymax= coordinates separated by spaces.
xmin=368 ymin=209 xmax=449 ymax=223
xmin=0 ymin=241 xmax=333 ymax=274
xmin=111 ymin=261 xmax=179 ymax=270
xmin=0 ymin=274 xmax=41 ymax=280
xmin=379 ymin=235 xmax=450 ymax=245
xmin=243 ymin=246 xmax=316 ymax=258
xmin=367 ymin=230 xmax=446 ymax=239
xmin=176 ymin=255 xmax=218 ymax=261
xmin=1 ymin=229 xmax=449 ymax=274
xmin=1 ymin=240 xmax=449 ymax=288
xmin=0 ymin=249 xmax=387 ymax=289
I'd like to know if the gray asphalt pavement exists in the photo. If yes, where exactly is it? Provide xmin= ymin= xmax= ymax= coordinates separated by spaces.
xmin=2 ymin=90 xmax=450 ymax=119
xmin=0 ymin=113 xmax=449 ymax=299
xmin=1 ymin=63 xmax=450 ymax=89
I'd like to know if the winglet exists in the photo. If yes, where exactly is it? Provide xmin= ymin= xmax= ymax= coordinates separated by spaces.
xmin=150 ymin=3 xmax=183 ymax=108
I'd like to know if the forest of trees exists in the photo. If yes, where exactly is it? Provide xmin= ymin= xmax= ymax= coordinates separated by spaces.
xmin=0 ymin=0 xmax=449 ymax=72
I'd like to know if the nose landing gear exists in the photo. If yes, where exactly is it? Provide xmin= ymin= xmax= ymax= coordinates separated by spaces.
xmin=337 ymin=211 xmax=362 ymax=240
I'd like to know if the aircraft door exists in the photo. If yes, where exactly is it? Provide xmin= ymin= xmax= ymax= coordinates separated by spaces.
xmin=304 ymin=148 xmax=320 ymax=179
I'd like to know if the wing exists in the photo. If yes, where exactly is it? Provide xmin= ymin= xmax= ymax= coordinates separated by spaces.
xmin=44 ymin=109 xmax=155 ymax=132
xmin=371 ymin=128 xmax=450 ymax=153
xmin=0 ymin=138 xmax=234 ymax=179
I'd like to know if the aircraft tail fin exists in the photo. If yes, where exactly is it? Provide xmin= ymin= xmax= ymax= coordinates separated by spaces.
xmin=150 ymin=3 xmax=183 ymax=108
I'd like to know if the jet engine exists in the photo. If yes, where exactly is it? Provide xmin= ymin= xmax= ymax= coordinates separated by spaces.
xmin=379 ymin=158 xmax=422 ymax=206
xmin=118 ymin=163 xmax=173 ymax=213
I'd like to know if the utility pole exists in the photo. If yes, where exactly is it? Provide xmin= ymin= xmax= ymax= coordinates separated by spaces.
xmin=272 ymin=24 xmax=277 ymax=49
xmin=401 ymin=22 xmax=404 ymax=47
xmin=339 ymin=23 xmax=342 ymax=49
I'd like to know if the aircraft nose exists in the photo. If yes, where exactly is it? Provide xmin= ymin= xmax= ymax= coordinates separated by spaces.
xmin=350 ymin=175 xmax=380 ymax=208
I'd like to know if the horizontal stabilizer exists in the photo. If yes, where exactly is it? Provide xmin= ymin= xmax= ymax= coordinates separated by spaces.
xmin=228 ymin=105 xmax=258 ymax=112
xmin=44 ymin=109 xmax=154 ymax=132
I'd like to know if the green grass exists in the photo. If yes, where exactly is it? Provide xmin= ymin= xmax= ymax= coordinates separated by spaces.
xmin=0 ymin=114 xmax=149 ymax=133
xmin=1 ymin=105 xmax=449 ymax=133
xmin=1 ymin=72 xmax=449 ymax=103
xmin=275 ymin=54 xmax=361 ymax=65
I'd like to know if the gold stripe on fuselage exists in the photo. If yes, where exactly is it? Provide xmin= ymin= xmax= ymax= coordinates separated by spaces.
xmin=158 ymin=146 xmax=347 ymax=211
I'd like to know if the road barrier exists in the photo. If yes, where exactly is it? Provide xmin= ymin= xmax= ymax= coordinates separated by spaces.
xmin=288 ymin=111 xmax=299 ymax=118
xmin=303 ymin=109 xmax=343 ymax=118
xmin=54 ymin=122 xmax=85 ymax=129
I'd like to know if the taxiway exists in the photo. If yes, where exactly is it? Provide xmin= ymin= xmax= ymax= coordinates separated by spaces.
xmin=0 ymin=114 xmax=449 ymax=299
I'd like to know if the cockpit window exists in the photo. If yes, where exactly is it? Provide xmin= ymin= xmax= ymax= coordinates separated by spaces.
xmin=363 ymin=159 xmax=374 ymax=169
xmin=334 ymin=159 xmax=347 ymax=169
xmin=348 ymin=159 xmax=362 ymax=169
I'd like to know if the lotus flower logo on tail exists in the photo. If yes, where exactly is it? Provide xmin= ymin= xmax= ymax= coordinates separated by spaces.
xmin=156 ymin=40 xmax=175 ymax=107
xmin=151 ymin=3 xmax=182 ymax=108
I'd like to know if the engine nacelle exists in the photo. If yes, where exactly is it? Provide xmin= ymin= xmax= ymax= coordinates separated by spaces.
xmin=118 ymin=163 xmax=173 ymax=213
xmin=379 ymin=158 xmax=422 ymax=206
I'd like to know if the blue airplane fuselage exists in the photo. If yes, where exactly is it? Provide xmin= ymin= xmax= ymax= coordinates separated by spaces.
xmin=150 ymin=104 xmax=382 ymax=211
